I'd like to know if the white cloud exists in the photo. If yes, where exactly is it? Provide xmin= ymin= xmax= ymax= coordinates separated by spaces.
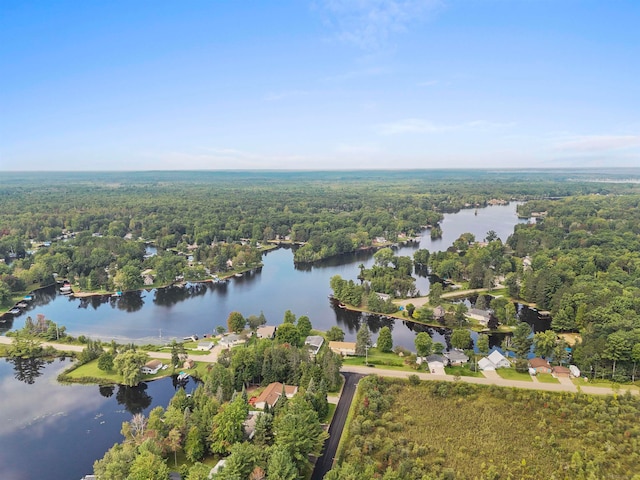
xmin=317 ymin=0 xmax=442 ymax=49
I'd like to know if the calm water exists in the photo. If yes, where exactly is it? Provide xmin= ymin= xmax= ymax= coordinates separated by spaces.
xmin=0 ymin=203 xmax=541 ymax=479
xmin=3 ymin=203 xmax=529 ymax=350
xmin=0 ymin=358 xmax=198 ymax=480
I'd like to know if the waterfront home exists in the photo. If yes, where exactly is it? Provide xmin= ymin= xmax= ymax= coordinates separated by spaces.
xmin=433 ymin=305 xmax=446 ymax=321
xmin=528 ymin=357 xmax=552 ymax=374
xmin=478 ymin=350 xmax=511 ymax=370
xmin=444 ymin=349 xmax=469 ymax=365
xmin=253 ymin=382 xmax=298 ymax=410
xmin=183 ymin=359 xmax=195 ymax=369
xmin=466 ymin=308 xmax=492 ymax=326
xmin=304 ymin=335 xmax=324 ymax=356
xmin=197 ymin=341 xmax=214 ymax=351
xmin=328 ymin=341 xmax=356 ymax=356
xmin=256 ymin=325 xmax=277 ymax=339
xmin=423 ymin=354 xmax=446 ymax=370
xmin=142 ymin=359 xmax=163 ymax=375
xmin=219 ymin=333 xmax=246 ymax=348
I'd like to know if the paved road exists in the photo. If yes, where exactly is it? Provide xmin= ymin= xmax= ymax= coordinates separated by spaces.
xmin=341 ymin=365 xmax=636 ymax=396
xmin=311 ymin=372 xmax=363 ymax=480
xmin=0 ymin=335 xmax=222 ymax=363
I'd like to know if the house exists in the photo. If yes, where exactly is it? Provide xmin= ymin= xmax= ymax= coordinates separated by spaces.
xmin=183 ymin=359 xmax=195 ymax=369
xmin=143 ymin=274 xmax=155 ymax=286
xmin=478 ymin=350 xmax=511 ymax=370
xmin=305 ymin=335 xmax=324 ymax=356
xmin=142 ymin=359 xmax=163 ymax=375
xmin=219 ymin=333 xmax=247 ymax=348
xmin=253 ymin=382 xmax=298 ymax=410
xmin=528 ymin=357 xmax=552 ymax=374
xmin=256 ymin=325 xmax=277 ymax=339
xmin=552 ymin=365 xmax=571 ymax=378
xmin=422 ymin=354 xmax=446 ymax=370
xmin=444 ymin=349 xmax=469 ymax=365
xmin=433 ymin=305 xmax=446 ymax=321
xmin=466 ymin=308 xmax=492 ymax=326
xmin=243 ymin=411 xmax=262 ymax=440
xmin=328 ymin=341 xmax=357 ymax=356
xmin=197 ymin=341 xmax=214 ymax=351
xmin=375 ymin=292 xmax=391 ymax=302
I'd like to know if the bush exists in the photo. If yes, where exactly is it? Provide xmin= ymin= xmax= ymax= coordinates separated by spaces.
xmin=515 ymin=359 xmax=529 ymax=373
xmin=408 ymin=374 xmax=420 ymax=386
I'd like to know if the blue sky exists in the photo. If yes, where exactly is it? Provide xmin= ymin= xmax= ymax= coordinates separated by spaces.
xmin=1 ymin=0 xmax=639 ymax=171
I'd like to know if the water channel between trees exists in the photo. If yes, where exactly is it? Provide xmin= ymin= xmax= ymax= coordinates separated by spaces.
xmin=0 ymin=202 xmax=549 ymax=479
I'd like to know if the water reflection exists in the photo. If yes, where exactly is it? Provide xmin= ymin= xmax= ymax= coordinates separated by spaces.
xmin=99 ymin=384 xmax=115 ymax=398
xmin=115 ymin=291 xmax=145 ymax=312
xmin=115 ymin=383 xmax=152 ymax=414
xmin=8 ymin=356 xmax=49 ymax=384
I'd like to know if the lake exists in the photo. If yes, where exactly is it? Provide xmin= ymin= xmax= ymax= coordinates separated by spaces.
xmin=0 ymin=203 xmax=537 ymax=479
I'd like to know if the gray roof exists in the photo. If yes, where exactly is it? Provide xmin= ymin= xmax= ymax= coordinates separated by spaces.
xmin=444 ymin=349 xmax=469 ymax=363
xmin=425 ymin=354 xmax=446 ymax=364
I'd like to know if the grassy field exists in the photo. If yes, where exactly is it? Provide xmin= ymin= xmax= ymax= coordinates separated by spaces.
xmin=495 ymin=368 xmax=533 ymax=382
xmin=536 ymin=373 xmax=560 ymax=383
xmin=63 ymin=357 xmax=200 ymax=384
xmin=341 ymin=348 xmax=408 ymax=370
xmin=444 ymin=364 xmax=483 ymax=377
xmin=335 ymin=377 xmax=640 ymax=479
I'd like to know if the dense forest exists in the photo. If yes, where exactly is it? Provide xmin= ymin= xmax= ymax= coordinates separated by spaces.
xmin=329 ymin=376 xmax=640 ymax=480
xmin=1 ymin=169 xmax=633 ymax=308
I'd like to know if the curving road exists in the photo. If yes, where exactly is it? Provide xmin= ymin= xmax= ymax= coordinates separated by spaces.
xmin=311 ymin=372 xmax=363 ymax=480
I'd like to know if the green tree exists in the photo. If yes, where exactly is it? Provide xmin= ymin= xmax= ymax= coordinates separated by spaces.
xmin=450 ymin=329 xmax=472 ymax=350
xmin=275 ymin=322 xmax=300 ymax=346
xmin=267 ymin=445 xmax=298 ymax=480
xmin=274 ymin=396 xmax=328 ymax=475
xmin=166 ymin=427 xmax=182 ymax=467
xmin=374 ymin=247 xmax=394 ymax=267
xmin=377 ymin=326 xmax=393 ymax=353
xmin=603 ymin=331 xmax=631 ymax=376
xmin=477 ymin=334 xmax=490 ymax=355
xmin=170 ymin=340 xmax=187 ymax=369
xmin=93 ymin=442 xmax=136 ymax=480
xmin=533 ymin=330 xmax=557 ymax=359
xmin=512 ymin=322 xmax=533 ymax=359
xmin=297 ymin=315 xmax=312 ymax=338
xmin=186 ymin=462 xmax=211 ymax=480
xmin=227 ymin=311 xmax=246 ymax=334
xmin=113 ymin=264 xmax=143 ymax=292
xmin=429 ymin=283 xmax=443 ymax=305
xmin=98 ymin=351 xmax=114 ymax=371
xmin=283 ymin=309 xmax=296 ymax=324
xmin=414 ymin=332 xmax=433 ymax=357
xmin=209 ymin=395 xmax=249 ymax=455
xmin=127 ymin=448 xmax=170 ymax=480
xmin=355 ymin=323 xmax=372 ymax=356
xmin=113 ymin=350 xmax=149 ymax=387
xmin=326 ymin=326 xmax=345 ymax=342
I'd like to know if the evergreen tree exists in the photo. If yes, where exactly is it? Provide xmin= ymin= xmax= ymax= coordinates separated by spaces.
xmin=377 ymin=326 xmax=393 ymax=353
xmin=355 ymin=323 xmax=372 ymax=356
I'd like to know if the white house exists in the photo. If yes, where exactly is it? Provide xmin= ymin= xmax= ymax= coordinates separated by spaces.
xmin=141 ymin=359 xmax=163 ymax=375
xmin=478 ymin=350 xmax=511 ymax=370
xmin=466 ymin=308 xmax=492 ymax=326
xmin=219 ymin=333 xmax=246 ymax=348
xmin=305 ymin=335 xmax=324 ymax=356
xmin=569 ymin=365 xmax=581 ymax=377
xmin=256 ymin=325 xmax=277 ymax=339
xmin=197 ymin=341 xmax=214 ymax=351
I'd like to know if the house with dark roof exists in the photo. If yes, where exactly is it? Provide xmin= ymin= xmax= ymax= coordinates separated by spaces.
xmin=444 ymin=349 xmax=469 ymax=365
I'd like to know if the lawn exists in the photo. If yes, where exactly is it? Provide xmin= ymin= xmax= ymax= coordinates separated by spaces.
xmin=495 ymin=368 xmax=533 ymax=382
xmin=342 ymin=348 xmax=407 ymax=370
xmin=64 ymin=357 xmax=176 ymax=384
xmin=535 ymin=373 xmax=559 ymax=384
xmin=324 ymin=403 xmax=337 ymax=424
xmin=444 ymin=364 xmax=483 ymax=377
